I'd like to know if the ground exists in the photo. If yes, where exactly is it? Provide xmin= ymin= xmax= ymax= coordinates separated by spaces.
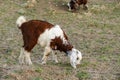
xmin=0 ymin=0 xmax=120 ymax=80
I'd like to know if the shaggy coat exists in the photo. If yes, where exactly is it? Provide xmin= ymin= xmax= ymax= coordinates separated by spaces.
xmin=16 ymin=16 xmax=82 ymax=68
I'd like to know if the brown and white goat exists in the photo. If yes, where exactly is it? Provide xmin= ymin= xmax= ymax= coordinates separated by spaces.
xmin=67 ymin=0 xmax=88 ymax=11
xmin=16 ymin=16 xmax=82 ymax=68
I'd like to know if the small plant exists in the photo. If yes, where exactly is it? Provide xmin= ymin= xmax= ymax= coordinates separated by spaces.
xmin=35 ymin=67 xmax=42 ymax=73
xmin=3 ymin=75 xmax=12 ymax=79
xmin=76 ymin=71 xmax=90 ymax=80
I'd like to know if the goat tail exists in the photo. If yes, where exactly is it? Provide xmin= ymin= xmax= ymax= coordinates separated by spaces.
xmin=16 ymin=16 xmax=26 ymax=28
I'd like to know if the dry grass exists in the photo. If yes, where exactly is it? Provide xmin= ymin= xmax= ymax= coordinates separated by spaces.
xmin=0 ymin=0 xmax=120 ymax=80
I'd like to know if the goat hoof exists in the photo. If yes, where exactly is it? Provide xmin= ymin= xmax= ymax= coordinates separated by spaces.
xmin=41 ymin=61 xmax=46 ymax=65
xmin=26 ymin=62 xmax=32 ymax=65
xmin=55 ymin=60 xmax=58 ymax=63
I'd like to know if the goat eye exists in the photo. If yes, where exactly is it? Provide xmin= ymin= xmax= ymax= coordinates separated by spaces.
xmin=77 ymin=57 xmax=79 ymax=60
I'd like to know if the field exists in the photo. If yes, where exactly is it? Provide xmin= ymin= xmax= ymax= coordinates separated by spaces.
xmin=0 ymin=0 xmax=120 ymax=80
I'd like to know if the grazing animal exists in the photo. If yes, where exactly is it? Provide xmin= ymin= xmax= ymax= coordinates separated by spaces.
xmin=67 ymin=0 xmax=88 ymax=11
xmin=16 ymin=16 xmax=82 ymax=68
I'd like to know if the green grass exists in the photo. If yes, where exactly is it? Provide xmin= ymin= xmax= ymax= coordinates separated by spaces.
xmin=65 ymin=67 xmax=73 ymax=75
xmin=3 ymin=75 xmax=12 ymax=79
xmin=80 ymin=60 xmax=90 ymax=67
xmin=35 ymin=67 xmax=43 ymax=73
xmin=76 ymin=71 xmax=90 ymax=80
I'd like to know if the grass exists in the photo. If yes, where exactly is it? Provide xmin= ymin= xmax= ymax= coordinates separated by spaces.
xmin=0 ymin=0 xmax=120 ymax=80
xmin=76 ymin=71 xmax=90 ymax=80
xmin=35 ymin=67 xmax=43 ymax=73
xmin=3 ymin=75 xmax=13 ymax=79
xmin=65 ymin=67 xmax=73 ymax=75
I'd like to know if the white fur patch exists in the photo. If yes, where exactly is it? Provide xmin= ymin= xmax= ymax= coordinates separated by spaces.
xmin=67 ymin=3 xmax=71 ymax=11
xmin=24 ymin=50 xmax=32 ymax=65
xmin=19 ymin=48 xmax=25 ymax=64
xmin=19 ymin=48 xmax=32 ymax=65
xmin=38 ymin=25 xmax=68 ymax=47
xmin=16 ymin=16 xmax=26 ymax=27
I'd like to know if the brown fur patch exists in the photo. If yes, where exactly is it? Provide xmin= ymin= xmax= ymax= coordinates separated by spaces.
xmin=50 ymin=37 xmax=73 ymax=53
xmin=69 ymin=0 xmax=88 ymax=11
xmin=76 ymin=0 xmax=87 ymax=5
xmin=20 ymin=20 xmax=53 ymax=52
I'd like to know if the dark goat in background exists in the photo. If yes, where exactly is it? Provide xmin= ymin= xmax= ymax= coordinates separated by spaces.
xmin=67 ymin=0 xmax=88 ymax=11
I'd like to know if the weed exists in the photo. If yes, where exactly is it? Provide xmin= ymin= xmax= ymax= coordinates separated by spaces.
xmin=3 ymin=75 xmax=12 ymax=79
xmin=76 ymin=71 xmax=90 ymax=80
xmin=35 ymin=67 xmax=42 ymax=73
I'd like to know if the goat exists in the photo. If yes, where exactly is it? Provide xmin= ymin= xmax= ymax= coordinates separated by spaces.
xmin=67 ymin=0 xmax=88 ymax=11
xmin=16 ymin=16 xmax=82 ymax=68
